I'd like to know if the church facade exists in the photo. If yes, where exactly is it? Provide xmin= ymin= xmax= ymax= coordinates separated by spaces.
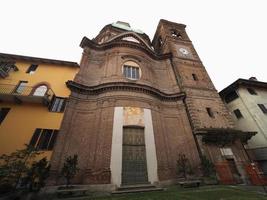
xmin=48 ymin=20 xmax=255 ymax=189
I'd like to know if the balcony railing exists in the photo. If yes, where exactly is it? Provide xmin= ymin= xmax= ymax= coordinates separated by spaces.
xmin=0 ymin=84 xmax=54 ymax=105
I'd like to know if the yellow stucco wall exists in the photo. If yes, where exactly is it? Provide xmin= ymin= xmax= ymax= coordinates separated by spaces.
xmin=0 ymin=60 xmax=79 ymax=159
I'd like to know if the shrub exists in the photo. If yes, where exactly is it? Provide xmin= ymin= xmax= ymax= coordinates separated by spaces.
xmin=61 ymin=154 xmax=79 ymax=188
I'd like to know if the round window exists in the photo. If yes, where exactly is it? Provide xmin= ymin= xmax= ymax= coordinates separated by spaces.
xmin=122 ymin=61 xmax=141 ymax=80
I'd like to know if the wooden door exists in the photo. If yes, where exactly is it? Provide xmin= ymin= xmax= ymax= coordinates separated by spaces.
xmin=121 ymin=127 xmax=148 ymax=185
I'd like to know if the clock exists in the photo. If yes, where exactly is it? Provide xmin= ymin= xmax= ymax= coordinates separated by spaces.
xmin=179 ymin=47 xmax=189 ymax=55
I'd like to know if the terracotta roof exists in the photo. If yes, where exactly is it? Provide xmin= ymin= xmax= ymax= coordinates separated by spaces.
xmin=0 ymin=52 xmax=79 ymax=67
xmin=219 ymin=78 xmax=267 ymax=97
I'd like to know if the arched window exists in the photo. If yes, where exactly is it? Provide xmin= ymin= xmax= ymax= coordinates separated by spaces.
xmin=123 ymin=61 xmax=141 ymax=80
xmin=158 ymin=36 xmax=163 ymax=47
xmin=171 ymin=29 xmax=182 ymax=39
xmin=33 ymin=85 xmax=48 ymax=96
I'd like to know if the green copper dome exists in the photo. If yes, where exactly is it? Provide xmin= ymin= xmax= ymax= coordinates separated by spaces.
xmin=111 ymin=21 xmax=144 ymax=34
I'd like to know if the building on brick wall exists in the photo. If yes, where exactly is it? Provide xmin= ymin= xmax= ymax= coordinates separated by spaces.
xmin=220 ymin=77 xmax=267 ymax=178
xmin=47 ymin=20 xmax=256 ymax=190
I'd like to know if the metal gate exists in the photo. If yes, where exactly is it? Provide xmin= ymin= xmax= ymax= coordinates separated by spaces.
xmin=121 ymin=127 xmax=148 ymax=185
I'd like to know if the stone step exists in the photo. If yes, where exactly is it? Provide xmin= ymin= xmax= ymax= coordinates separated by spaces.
xmin=118 ymin=183 xmax=156 ymax=191
xmin=111 ymin=186 xmax=163 ymax=194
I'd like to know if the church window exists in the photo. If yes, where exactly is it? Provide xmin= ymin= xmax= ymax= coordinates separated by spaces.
xmin=206 ymin=107 xmax=214 ymax=118
xmin=29 ymin=128 xmax=58 ymax=150
xmin=123 ymin=61 xmax=140 ymax=80
xmin=192 ymin=73 xmax=198 ymax=81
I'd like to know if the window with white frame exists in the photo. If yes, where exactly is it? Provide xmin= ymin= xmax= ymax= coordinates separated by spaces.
xmin=123 ymin=61 xmax=140 ymax=80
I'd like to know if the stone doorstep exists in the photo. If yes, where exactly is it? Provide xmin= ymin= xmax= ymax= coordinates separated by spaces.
xmin=112 ymin=184 xmax=164 ymax=194
xmin=118 ymin=183 xmax=156 ymax=190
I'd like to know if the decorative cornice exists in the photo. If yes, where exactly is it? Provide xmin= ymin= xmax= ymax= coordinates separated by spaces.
xmin=66 ymin=81 xmax=185 ymax=101
xmin=80 ymin=36 xmax=172 ymax=61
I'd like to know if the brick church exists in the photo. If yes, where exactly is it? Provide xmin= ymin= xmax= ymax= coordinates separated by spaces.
xmin=48 ymin=20 xmax=255 ymax=189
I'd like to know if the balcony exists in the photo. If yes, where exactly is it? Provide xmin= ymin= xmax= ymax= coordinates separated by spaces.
xmin=0 ymin=84 xmax=54 ymax=105
xmin=0 ymin=61 xmax=19 ymax=78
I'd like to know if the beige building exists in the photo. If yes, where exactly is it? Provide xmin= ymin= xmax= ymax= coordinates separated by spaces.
xmin=220 ymin=77 xmax=267 ymax=174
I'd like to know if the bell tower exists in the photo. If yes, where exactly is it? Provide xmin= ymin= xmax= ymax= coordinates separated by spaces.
xmin=153 ymin=19 xmax=234 ymax=132
xmin=152 ymin=20 xmax=253 ymax=184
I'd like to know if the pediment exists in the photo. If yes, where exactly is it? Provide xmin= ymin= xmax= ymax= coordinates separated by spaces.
xmin=106 ymin=32 xmax=153 ymax=50
xmin=122 ymin=36 xmax=140 ymax=43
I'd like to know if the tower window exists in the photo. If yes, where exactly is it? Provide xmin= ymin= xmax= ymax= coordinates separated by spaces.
xmin=158 ymin=37 xmax=163 ymax=47
xmin=0 ymin=108 xmax=10 ymax=124
xmin=171 ymin=30 xmax=182 ymax=39
xmin=206 ymin=107 xmax=214 ymax=118
xmin=29 ymin=128 xmax=59 ymax=150
xmin=233 ymin=109 xmax=243 ymax=119
xmin=192 ymin=73 xmax=198 ymax=81
xmin=26 ymin=64 xmax=38 ymax=74
xmin=258 ymin=104 xmax=267 ymax=114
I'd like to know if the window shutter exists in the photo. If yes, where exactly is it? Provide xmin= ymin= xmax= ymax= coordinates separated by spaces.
xmin=48 ymin=95 xmax=56 ymax=111
xmin=40 ymin=129 xmax=53 ymax=150
xmin=48 ymin=130 xmax=59 ymax=150
xmin=0 ymin=108 xmax=11 ymax=124
xmin=60 ymin=98 xmax=67 ymax=112
xmin=29 ymin=128 xmax=41 ymax=147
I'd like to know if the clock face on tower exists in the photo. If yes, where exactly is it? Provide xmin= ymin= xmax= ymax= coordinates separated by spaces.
xmin=179 ymin=48 xmax=189 ymax=55
xmin=176 ymin=45 xmax=194 ymax=59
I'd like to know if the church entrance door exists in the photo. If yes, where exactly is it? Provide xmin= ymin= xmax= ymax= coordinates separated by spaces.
xmin=121 ymin=127 xmax=148 ymax=185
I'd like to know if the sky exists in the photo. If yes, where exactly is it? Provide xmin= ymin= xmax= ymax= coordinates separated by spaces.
xmin=0 ymin=0 xmax=266 ymax=91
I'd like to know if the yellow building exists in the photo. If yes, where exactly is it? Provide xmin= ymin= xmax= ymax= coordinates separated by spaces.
xmin=0 ymin=53 xmax=79 ymax=160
